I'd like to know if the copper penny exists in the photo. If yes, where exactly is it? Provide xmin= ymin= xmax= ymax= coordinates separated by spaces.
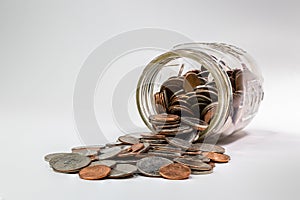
xmin=183 ymin=72 xmax=203 ymax=92
xmin=149 ymin=114 xmax=180 ymax=123
xmin=203 ymin=152 xmax=230 ymax=163
xmin=204 ymin=107 xmax=216 ymax=123
xmin=131 ymin=143 xmax=144 ymax=152
xmin=208 ymin=162 xmax=216 ymax=168
xmin=159 ymin=163 xmax=191 ymax=180
xmin=79 ymin=165 xmax=111 ymax=180
xmin=141 ymin=133 xmax=166 ymax=140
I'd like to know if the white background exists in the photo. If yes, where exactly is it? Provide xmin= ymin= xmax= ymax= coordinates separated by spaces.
xmin=0 ymin=0 xmax=300 ymax=200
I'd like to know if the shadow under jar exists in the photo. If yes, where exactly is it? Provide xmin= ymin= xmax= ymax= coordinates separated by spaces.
xmin=136 ymin=43 xmax=264 ymax=143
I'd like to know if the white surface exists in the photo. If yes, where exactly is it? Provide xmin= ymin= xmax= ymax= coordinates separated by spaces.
xmin=0 ymin=0 xmax=300 ymax=200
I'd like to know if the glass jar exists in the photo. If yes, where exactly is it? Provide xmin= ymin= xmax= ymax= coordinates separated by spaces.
xmin=136 ymin=43 xmax=264 ymax=142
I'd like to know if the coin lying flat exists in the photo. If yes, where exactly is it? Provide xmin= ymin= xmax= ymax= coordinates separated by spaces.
xmin=159 ymin=163 xmax=191 ymax=180
xmin=147 ymin=151 xmax=181 ymax=159
xmin=137 ymin=156 xmax=173 ymax=177
xmin=175 ymin=130 xmax=198 ymax=143
xmin=72 ymin=145 xmax=104 ymax=152
xmin=174 ymin=157 xmax=212 ymax=171
xmin=189 ymin=143 xmax=225 ymax=153
xmin=51 ymin=154 xmax=91 ymax=173
xmin=141 ymin=133 xmax=166 ymax=140
xmin=165 ymin=137 xmax=192 ymax=150
xmin=203 ymin=152 xmax=230 ymax=163
xmin=71 ymin=149 xmax=99 ymax=157
xmin=149 ymin=114 xmax=180 ymax=123
xmin=98 ymin=146 xmax=123 ymax=160
xmin=157 ymin=125 xmax=192 ymax=135
xmin=79 ymin=165 xmax=111 ymax=180
xmin=90 ymin=160 xmax=117 ymax=168
xmin=118 ymin=135 xmax=140 ymax=145
xmin=131 ymin=143 xmax=144 ymax=152
xmin=108 ymin=164 xmax=137 ymax=178
xmin=181 ymin=117 xmax=208 ymax=131
xmin=182 ymin=155 xmax=210 ymax=163
xmin=48 ymin=153 xmax=82 ymax=166
xmin=191 ymin=169 xmax=213 ymax=175
xmin=44 ymin=153 xmax=71 ymax=162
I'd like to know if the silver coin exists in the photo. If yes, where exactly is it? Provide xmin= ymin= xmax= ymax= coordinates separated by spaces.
xmin=108 ymin=164 xmax=137 ymax=178
xmin=113 ymin=158 xmax=139 ymax=164
xmin=181 ymin=117 xmax=208 ymax=131
xmin=175 ymin=130 xmax=198 ymax=143
xmin=118 ymin=135 xmax=140 ymax=144
xmin=147 ymin=151 xmax=181 ymax=159
xmin=165 ymin=137 xmax=192 ymax=150
xmin=90 ymin=160 xmax=117 ymax=168
xmin=153 ymin=123 xmax=180 ymax=130
xmin=105 ymin=142 xmax=124 ymax=147
xmin=51 ymin=154 xmax=91 ymax=173
xmin=191 ymin=169 xmax=213 ymax=175
xmin=157 ymin=126 xmax=192 ymax=135
xmin=137 ymin=156 xmax=173 ymax=177
xmin=182 ymin=155 xmax=210 ymax=163
xmin=195 ymin=89 xmax=218 ymax=102
xmin=162 ymin=77 xmax=184 ymax=89
xmin=48 ymin=153 xmax=81 ymax=166
xmin=72 ymin=149 xmax=99 ymax=157
xmin=98 ymin=146 xmax=123 ymax=160
xmin=71 ymin=145 xmax=104 ymax=152
xmin=189 ymin=143 xmax=225 ymax=153
xmin=138 ymin=142 xmax=151 ymax=153
xmin=44 ymin=153 xmax=70 ymax=162
xmin=190 ymin=102 xmax=207 ymax=112
xmin=174 ymin=157 xmax=212 ymax=171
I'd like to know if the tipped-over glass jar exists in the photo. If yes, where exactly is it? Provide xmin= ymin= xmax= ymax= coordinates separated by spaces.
xmin=137 ymin=43 xmax=264 ymax=142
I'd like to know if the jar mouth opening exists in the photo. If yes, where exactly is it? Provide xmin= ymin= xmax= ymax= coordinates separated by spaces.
xmin=136 ymin=49 xmax=233 ymax=141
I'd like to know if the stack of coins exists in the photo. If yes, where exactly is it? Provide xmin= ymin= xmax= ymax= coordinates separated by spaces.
xmin=45 ymin=128 xmax=230 ymax=180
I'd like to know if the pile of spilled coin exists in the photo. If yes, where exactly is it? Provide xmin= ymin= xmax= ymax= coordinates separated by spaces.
xmin=45 ymin=114 xmax=230 ymax=181
xmin=44 ymin=64 xmax=244 ymax=181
